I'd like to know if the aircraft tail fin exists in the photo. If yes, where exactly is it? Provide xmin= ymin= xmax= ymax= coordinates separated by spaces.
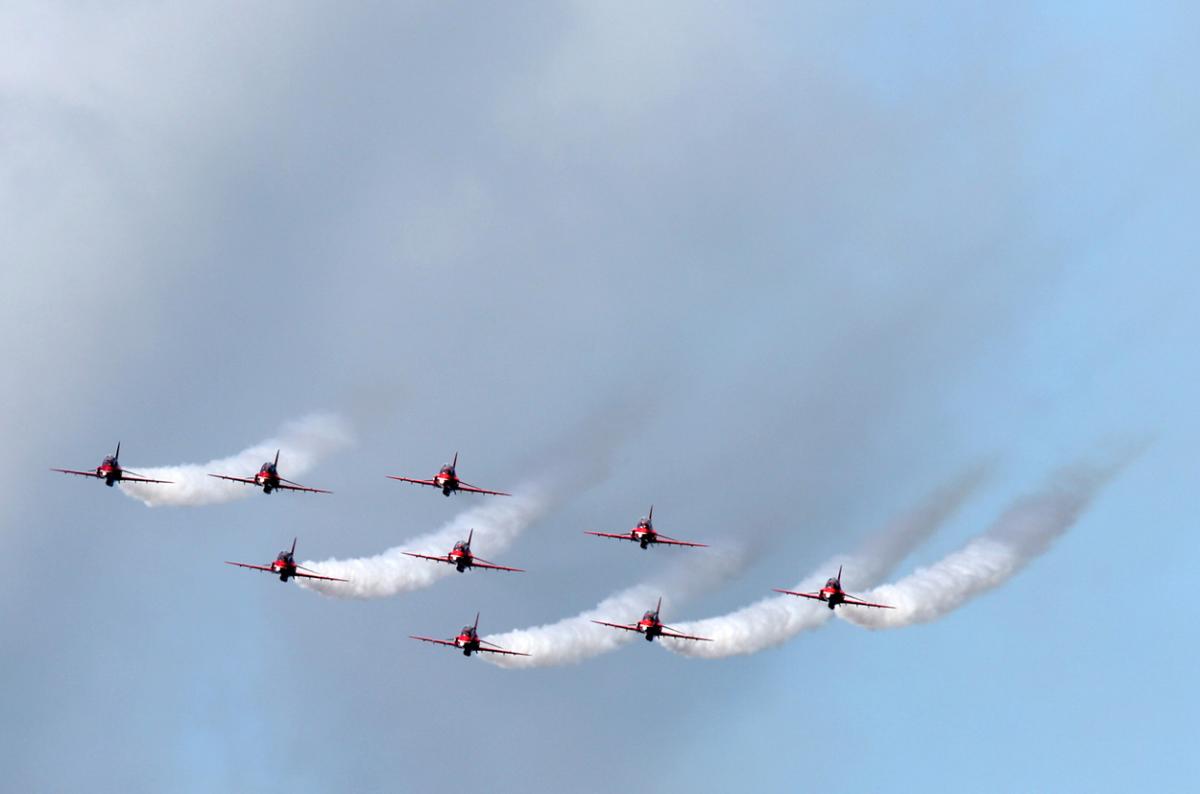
xmin=656 ymin=595 xmax=662 ymax=616
xmin=452 ymin=451 xmax=458 ymax=469
xmin=837 ymin=564 xmax=843 ymax=585
xmin=274 ymin=449 xmax=280 ymax=468
xmin=291 ymin=537 xmax=297 ymax=556
xmin=115 ymin=441 xmax=121 ymax=460
xmin=473 ymin=611 xmax=480 ymax=632
xmin=467 ymin=528 xmax=474 ymax=546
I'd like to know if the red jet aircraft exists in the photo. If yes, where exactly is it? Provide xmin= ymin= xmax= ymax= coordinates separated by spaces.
xmin=225 ymin=538 xmax=348 ymax=583
xmin=585 ymin=506 xmax=707 ymax=550
xmin=52 ymin=442 xmax=172 ymax=488
xmin=387 ymin=452 xmax=509 ymax=497
xmin=403 ymin=529 xmax=524 ymax=573
xmin=591 ymin=597 xmax=712 ymax=643
xmin=774 ymin=566 xmax=895 ymax=610
xmin=208 ymin=450 xmax=331 ymax=495
xmin=410 ymin=613 xmax=530 ymax=657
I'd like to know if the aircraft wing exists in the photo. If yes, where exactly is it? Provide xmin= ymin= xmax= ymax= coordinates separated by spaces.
xmin=51 ymin=468 xmax=102 ymax=479
xmin=840 ymin=595 xmax=895 ymax=609
xmin=387 ymin=475 xmax=439 ymax=488
xmin=654 ymin=535 xmax=709 ymax=548
xmin=208 ymin=473 xmax=259 ymax=486
xmin=584 ymin=531 xmax=635 ymax=542
xmin=470 ymin=558 xmax=525 ymax=573
xmin=292 ymin=566 xmax=349 ymax=583
xmin=224 ymin=561 xmax=276 ymax=574
xmin=118 ymin=473 xmax=173 ymax=484
xmin=455 ymin=481 xmax=511 ymax=497
xmin=409 ymin=635 xmax=460 ymax=648
xmin=275 ymin=479 xmax=333 ymax=494
xmin=773 ymin=588 xmax=824 ymax=601
xmin=659 ymin=629 xmax=713 ymax=642
xmin=590 ymin=619 xmax=640 ymax=633
xmin=475 ymin=644 xmax=530 ymax=657
xmin=402 ymin=552 xmax=452 ymax=565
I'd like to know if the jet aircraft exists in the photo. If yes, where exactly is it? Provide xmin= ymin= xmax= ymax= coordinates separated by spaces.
xmin=403 ymin=529 xmax=524 ymax=573
xmin=591 ymin=597 xmax=712 ymax=643
xmin=410 ymin=613 xmax=530 ymax=657
xmin=52 ymin=442 xmax=172 ymax=487
xmin=225 ymin=538 xmax=348 ymax=583
xmin=208 ymin=450 xmax=331 ymax=494
xmin=388 ymin=452 xmax=509 ymax=497
xmin=585 ymin=506 xmax=707 ymax=550
xmin=774 ymin=566 xmax=895 ymax=610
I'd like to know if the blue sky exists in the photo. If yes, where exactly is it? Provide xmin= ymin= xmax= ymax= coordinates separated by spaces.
xmin=1 ymin=3 xmax=1196 ymax=791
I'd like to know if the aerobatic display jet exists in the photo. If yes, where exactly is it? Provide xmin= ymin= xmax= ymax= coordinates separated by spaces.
xmin=388 ymin=452 xmax=509 ymax=497
xmin=591 ymin=597 xmax=712 ymax=643
xmin=225 ymin=538 xmax=348 ymax=583
xmin=208 ymin=450 xmax=331 ymax=494
xmin=409 ymin=613 xmax=530 ymax=657
xmin=403 ymin=529 xmax=524 ymax=573
xmin=774 ymin=565 xmax=895 ymax=610
xmin=52 ymin=442 xmax=172 ymax=487
xmin=585 ymin=506 xmax=707 ymax=550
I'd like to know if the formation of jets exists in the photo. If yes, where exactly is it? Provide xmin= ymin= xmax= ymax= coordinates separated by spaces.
xmin=52 ymin=441 xmax=894 ymax=660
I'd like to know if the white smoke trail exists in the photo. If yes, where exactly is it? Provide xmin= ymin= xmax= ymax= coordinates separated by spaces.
xmin=662 ymin=468 xmax=987 ymax=658
xmin=837 ymin=456 xmax=1133 ymax=630
xmin=298 ymin=484 xmax=551 ymax=599
xmin=479 ymin=545 xmax=752 ymax=668
xmin=119 ymin=413 xmax=353 ymax=507
xmin=299 ymin=400 xmax=649 ymax=599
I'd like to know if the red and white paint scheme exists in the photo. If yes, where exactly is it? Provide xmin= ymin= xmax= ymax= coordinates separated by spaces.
xmin=225 ymin=538 xmax=348 ymax=584
xmin=387 ymin=452 xmax=510 ymax=497
xmin=208 ymin=449 xmax=331 ymax=495
xmin=410 ymin=613 xmax=530 ymax=658
xmin=52 ymin=441 xmax=172 ymax=488
xmin=591 ymin=597 xmax=713 ymax=644
xmin=586 ymin=506 xmax=707 ymax=550
xmin=403 ymin=529 xmax=524 ymax=573
xmin=774 ymin=565 xmax=895 ymax=611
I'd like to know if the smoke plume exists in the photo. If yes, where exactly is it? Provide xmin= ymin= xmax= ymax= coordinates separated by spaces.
xmin=119 ymin=414 xmax=353 ymax=507
xmin=838 ymin=455 xmax=1136 ymax=630
xmin=479 ymin=544 xmax=751 ymax=668
xmin=663 ymin=468 xmax=987 ymax=658
xmin=298 ymin=485 xmax=552 ymax=598
xmin=299 ymin=400 xmax=649 ymax=599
